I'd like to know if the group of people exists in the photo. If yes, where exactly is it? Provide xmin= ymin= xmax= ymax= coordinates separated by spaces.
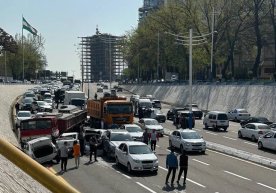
xmin=142 ymin=129 xmax=159 ymax=152
xmin=58 ymin=131 xmax=99 ymax=172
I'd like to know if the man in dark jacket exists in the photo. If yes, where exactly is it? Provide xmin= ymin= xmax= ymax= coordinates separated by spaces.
xmin=142 ymin=129 xmax=149 ymax=145
xmin=89 ymin=136 xmax=98 ymax=162
xmin=165 ymin=148 xmax=178 ymax=186
xmin=177 ymin=151 xmax=188 ymax=186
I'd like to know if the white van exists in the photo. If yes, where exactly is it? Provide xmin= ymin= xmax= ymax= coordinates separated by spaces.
xmin=203 ymin=111 xmax=229 ymax=131
xmin=23 ymin=137 xmax=59 ymax=164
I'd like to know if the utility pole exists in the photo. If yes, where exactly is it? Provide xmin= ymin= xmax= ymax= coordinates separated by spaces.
xmin=157 ymin=31 xmax=160 ymax=80
xmin=4 ymin=50 xmax=7 ymax=82
xmin=210 ymin=7 xmax=215 ymax=81
xmin=109 ymin=35 xmax=112 ymax=90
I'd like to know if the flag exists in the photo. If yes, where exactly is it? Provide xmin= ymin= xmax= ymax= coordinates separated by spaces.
xmin=22 ymin=17 xmax=37 ymax=36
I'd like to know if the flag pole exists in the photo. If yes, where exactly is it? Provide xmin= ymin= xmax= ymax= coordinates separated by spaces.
xmin=22 ymin=15 xmax=24 ymax=81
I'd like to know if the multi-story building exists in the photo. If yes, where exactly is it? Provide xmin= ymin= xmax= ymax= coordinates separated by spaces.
xmin=79 ymin=28 xmax=126 ymax=82
xmin=139 ymin=0 xmax=165 ymax=21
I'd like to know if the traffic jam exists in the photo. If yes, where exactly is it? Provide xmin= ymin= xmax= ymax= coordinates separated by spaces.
xmin=14 ymin=82 xmax=276 ymax=178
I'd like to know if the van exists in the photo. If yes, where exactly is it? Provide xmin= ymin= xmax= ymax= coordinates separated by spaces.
xmin=203 ymin=111 xmax=229 ymax=131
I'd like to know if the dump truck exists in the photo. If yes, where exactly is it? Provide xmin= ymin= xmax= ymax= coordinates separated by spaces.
xmin=87 ymin=96 xmax=134 ymax=128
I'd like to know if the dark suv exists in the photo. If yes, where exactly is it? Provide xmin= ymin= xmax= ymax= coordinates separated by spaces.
xmin=167 ymin=108 xmax=186 ymax=120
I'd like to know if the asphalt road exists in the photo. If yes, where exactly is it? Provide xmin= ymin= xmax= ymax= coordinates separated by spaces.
xmin=48 ymin=83 xmax=276 ymax=193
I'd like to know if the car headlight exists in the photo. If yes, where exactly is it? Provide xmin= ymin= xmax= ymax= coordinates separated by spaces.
xmin=133 ymin=159 xmax=141 ymax=163
xmin=153 ymin=159 xmax=158 ymax=163
xmin=202 ymin=142 xmax=206 ymax=146
xmin=184 ymin=143 xmax=190 ymax=146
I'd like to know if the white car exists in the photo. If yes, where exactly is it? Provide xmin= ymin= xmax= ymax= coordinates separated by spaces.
xmin=203 ymin=111 xmax=229 ymax=131
xmin=238 ymin=123 xmax=271 ymax=141
xmin=16 ymin=111 xmax=32 ymax=127
xmin=115 ymin=141 xmax=158 ymax=174
xmin=137 ymin=118 xmax=164 ymax=136
xmin=227 ymin=109 xmax=250 ymax=122
xmin=120 ymin=124 xmax=144 ymax=141
xmin=43 ymin=99 xmax=54 ymax=108
xmin=56 ymin=132 xmax=79 ymax=156
xmin=258 ymin=130 xmax=276 ymax=151
xmin=169 ymin=129 xmax=206 ymax=153
xmin=23 ymin=137 xmax=59 ymax=164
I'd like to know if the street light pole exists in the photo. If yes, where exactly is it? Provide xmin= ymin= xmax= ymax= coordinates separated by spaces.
xmin=157 ymin=31 xmax=160 ymax=80
xmin=4 ymin=50 xmax=7 ymax=82
xmin=109 ymin=35 xmax=112 ymax=90
xmin=210 ymin=7 xmax=215 ymax=81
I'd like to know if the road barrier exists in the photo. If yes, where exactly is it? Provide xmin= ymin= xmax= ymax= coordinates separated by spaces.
xmin=0 ymin=138 xmax=80 ymax=193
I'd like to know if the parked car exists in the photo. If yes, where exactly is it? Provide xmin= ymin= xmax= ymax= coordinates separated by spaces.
xmin=151 ymin=109 xmax=166 ymax=123
xmin=55 ymin=132 xmax=79 ymax=156
xmin=166 ymin=107 xmax=186 ymax=120
xmin=103 ymin=85 xmax=108 ymax=89
xmin=115 ymin=141 xmax=158 ymax=174
xmin=238 ymin=123 xmax=271 ymax=141
xmin=240 ymin=116 xmax=272 ymax=127
xmin=22 ymin=137 xmax=59 ymax=164
xmin=15 ymin=111 xmax=32 ymax=127
xmin=83 ymin=127 xmax=106 ymax=156
xmin=43 ymin=99 xmax=54 ymax=108
xmin=258 ymin=130 xmax=276 ymax=151
xmin=175 ymin=110 xmax=195 ymax=128
xmin=269 ymin=123 xmax=276 ymax=130
xmin=32 ymin=101 xmax=53 ymax=112
xmin=169 ymin=129 xmax=206 ymax=153
xmin=183 ymin=106 xmax=203 ymax=119
xmin=203 ymin=111 xmax=229 ymax=131
xmin=120 ymin=124 xmax=143 ymax=141
xmin=97 ymin=87 xmax=103 ymax=93
xmin=137 ymin=118 xmax=164 ymax=136
xmin=102 ymin=129 xmax=133 ymax=158
xmin=130 ymin=94 xmax=140 ymax=103
xmin=21 ymin=97 xmax=35 ymax=111
xmin=152 ymin=100 xmax=161 ymax=109
xmin=227 ymin=109 xmax=250 ymax=122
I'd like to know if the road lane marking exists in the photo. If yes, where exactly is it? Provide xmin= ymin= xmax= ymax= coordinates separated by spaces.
xmin=205 ymin=132 xmax=218 ymax=136
xmin=243 ymin=141 xmax=257 ymax=146
xmin=230 ymin=131 xmax=238 ymax=133
xmin=224 ymin=170 xmax=251 ymax=181
xmin=158 ymin=166 xmax=206 ymax=188
xmin=257 ymin=183 xmax=276 ymax=191
xmin=192 ymin=159 xmax=210 ymax=166
xmin=223 ymin=136 xmax=237 ymax=141
xmin=156 ymin=145 xmax=160 ymax=147
xmin=116 ymin=171 xmax=132 ymax=179
xmin=207 ymin=149 xmax=276 ymax=172
xmin=136 ymin=182 xmax=157 ymax=193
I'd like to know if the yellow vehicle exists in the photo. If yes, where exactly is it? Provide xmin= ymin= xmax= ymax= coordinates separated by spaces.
xmin=87 ymin=96 xmax=133 ymax=128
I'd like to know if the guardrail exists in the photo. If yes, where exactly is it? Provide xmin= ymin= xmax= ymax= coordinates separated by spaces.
xmin=0 ymin=138 xmax=80 ymax=193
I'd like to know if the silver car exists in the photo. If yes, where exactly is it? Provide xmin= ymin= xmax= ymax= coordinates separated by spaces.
xmin=258 ymin=131 xmax=276 ymax=151
xmin=238 ymin=123 xmax=271 ymax=142
xmin=169 ymin=129 xmax=206 ymax=153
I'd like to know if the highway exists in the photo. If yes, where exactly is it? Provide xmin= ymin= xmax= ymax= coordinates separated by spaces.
xmin=47 ymin=83 xmax=276 ymax=193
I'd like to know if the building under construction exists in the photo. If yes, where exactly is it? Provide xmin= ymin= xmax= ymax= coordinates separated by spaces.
xmin=79 ymin=28 xmax=126 ymax=82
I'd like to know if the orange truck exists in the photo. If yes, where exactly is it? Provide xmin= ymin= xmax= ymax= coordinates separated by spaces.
xmin=87 ymin=96 xmax=134 ymax=128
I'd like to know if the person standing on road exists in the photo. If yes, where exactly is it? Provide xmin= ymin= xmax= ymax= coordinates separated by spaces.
xmin=73 ymin=140 xmax=80 ymax=168
xmin=177 ymin=151 xmax=188 ymax=186
xmin=15 ymin=102 xmax=20 ymax=113
xmin=142 ymin=129 xmax=150 ymax=145
xmin=149 ymin=129 xmax=159 ymax=152
xmin=94 ymin=93 xmax=98 ymax=100
xmin=60 ymin=141 xmax=69 ymax=172
xmin=89 ymin=136 xmax=98 ymax=162
xmin=165 ymin=148 xmax=178 ymax=186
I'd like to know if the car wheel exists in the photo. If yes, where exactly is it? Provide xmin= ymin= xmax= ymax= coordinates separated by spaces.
xmin=223 ymin=127 xmax=227 ymax=132
xmin=204 ymin=123 xmax=208 ymax=130
xmin=115 ymin=156 xmax=119 ymax=166
xmin=251 ymin=135 xmax=256 ymax=142
xmin=180 ymin=145 xmax=184 ymax=154
xmin=258 ymin=142 xmax=263 ymax=149
xmin=201 ymin=151 xmax=205 ymax=155
xmin=238 ymin=131 xmax=243 ymax=138
xmin=127 ymin=162 xmax=132 ymax=173
xmin=152 ymin=170 xmax=158 ymax=175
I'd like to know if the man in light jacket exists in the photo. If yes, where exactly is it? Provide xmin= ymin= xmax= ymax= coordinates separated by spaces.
xmin=60 ymin=141 xmax=69 ymax=172
xmin=165 ymin=148 xmax=178 ymax=186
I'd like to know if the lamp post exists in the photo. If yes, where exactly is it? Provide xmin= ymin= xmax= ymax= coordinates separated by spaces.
xmin=210 ymin=7 xmax=215 ymax=80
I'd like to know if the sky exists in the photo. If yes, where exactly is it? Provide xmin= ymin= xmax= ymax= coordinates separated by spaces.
xmin=1 ymin=0 xmax=143 ymax=79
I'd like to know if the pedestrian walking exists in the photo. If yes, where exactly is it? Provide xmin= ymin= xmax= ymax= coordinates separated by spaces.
xmin=177 ymin=151 xmax=188 ymax=186
xmin=142 ymin=129 xmax=150 ymax=145
xmin=73 ymin=140 xmax=81 ymax=168
xmin=60 ymin=141 xmax=69 ymax=172
xmin=89 ymin=136 xmax=98 ymax=162
xmin=149 ymin=129 xmax=159 ymax=152
xmin=165 ymin=148 xmax=178 ymax=186
xmin=78 ymin=127 xmax=85 ymax=156
xmin=94 ymin=93 xmax=98 ymax=100
xmin=15 ymin=102 xmax=20 ymax=113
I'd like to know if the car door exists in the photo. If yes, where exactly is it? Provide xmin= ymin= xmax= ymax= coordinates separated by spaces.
xmin=170 ymin=131 xmax=176 ymax=147
xmin=117 ymin=143 xmax=125 ymax=164
xmin=121 ymin=144 xmax=129 ymax=166
xmin=262 ymin=132 xmax=274 ymax=149
xmin=175 ymin=131 xmax=181 ymax=148
xmin=273 ymin=133 xmax=276 ymax=150
xmin=242 ymin=124 xmax=250 ymax=138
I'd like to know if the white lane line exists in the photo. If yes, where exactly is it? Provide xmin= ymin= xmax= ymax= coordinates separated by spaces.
xmin=230 ymin=131 xmax=238 ymax=133
xmin=243 ymin=141 xmax=257 ymax=146
xmin=207 ymin=149 xmax=276 ymax=172
xmin=257 ymin=182 xmax=276 ymax=191
xmin=192 ymin=159 xmax=210 ymax=166
xmin=224 ymin=170 xmax=251 ymax=181
xmin=136 ymin=182 xmax=157 ymax=193
xmin=158 ymin=166 xmax=206 ymax=188
xmin=116 ymin=171 xmax=132 ymax=179
xmin=205 ymin=132 xmax=218 ymax=136
xmin=223 ymin=136 xmax=237 ymax=141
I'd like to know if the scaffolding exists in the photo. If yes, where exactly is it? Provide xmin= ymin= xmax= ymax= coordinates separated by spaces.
xmin=79 ymin=28 xmax=126 ymax=83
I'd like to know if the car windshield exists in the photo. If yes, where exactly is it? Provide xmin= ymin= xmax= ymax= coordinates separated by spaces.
xmin=107 ymin=104 xmax=133 ymax=114
xmin=144 ymin=119 xmax=159 ymax=125
xmin=259 ymin=117 xmax=269 ymax=122
xmin=126 ymin=126 xmax=142 ymax=132
xmin=44 ymin=99 xmax=51 ymax=103
xmin=18 ymin=112 xmax=31 ymax=117
xmin=218 ymin=114 xmax=228 ymax=120
xmin=181 ymin=132 xmax=201 ymax=139
xmin=110 ymin=134 xmax=132 ymax=141
xmin=37 ymin=101 xmax=47 ymax=106
xmin=139 ymin=102 xmax=152 ymax=108
xmin=25 ymin=93 xmax=35 ymax=98
xmin=258 ymin=125 xmax=270 ymax=130
xmin=238 ymin=110 xmax=248 ymax=113
xmin=129 ymin=145 xmax=152 ymax=154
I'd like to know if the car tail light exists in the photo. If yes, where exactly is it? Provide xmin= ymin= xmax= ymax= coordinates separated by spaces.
xmin=258 ymin=131 xmax=263 ymax=134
